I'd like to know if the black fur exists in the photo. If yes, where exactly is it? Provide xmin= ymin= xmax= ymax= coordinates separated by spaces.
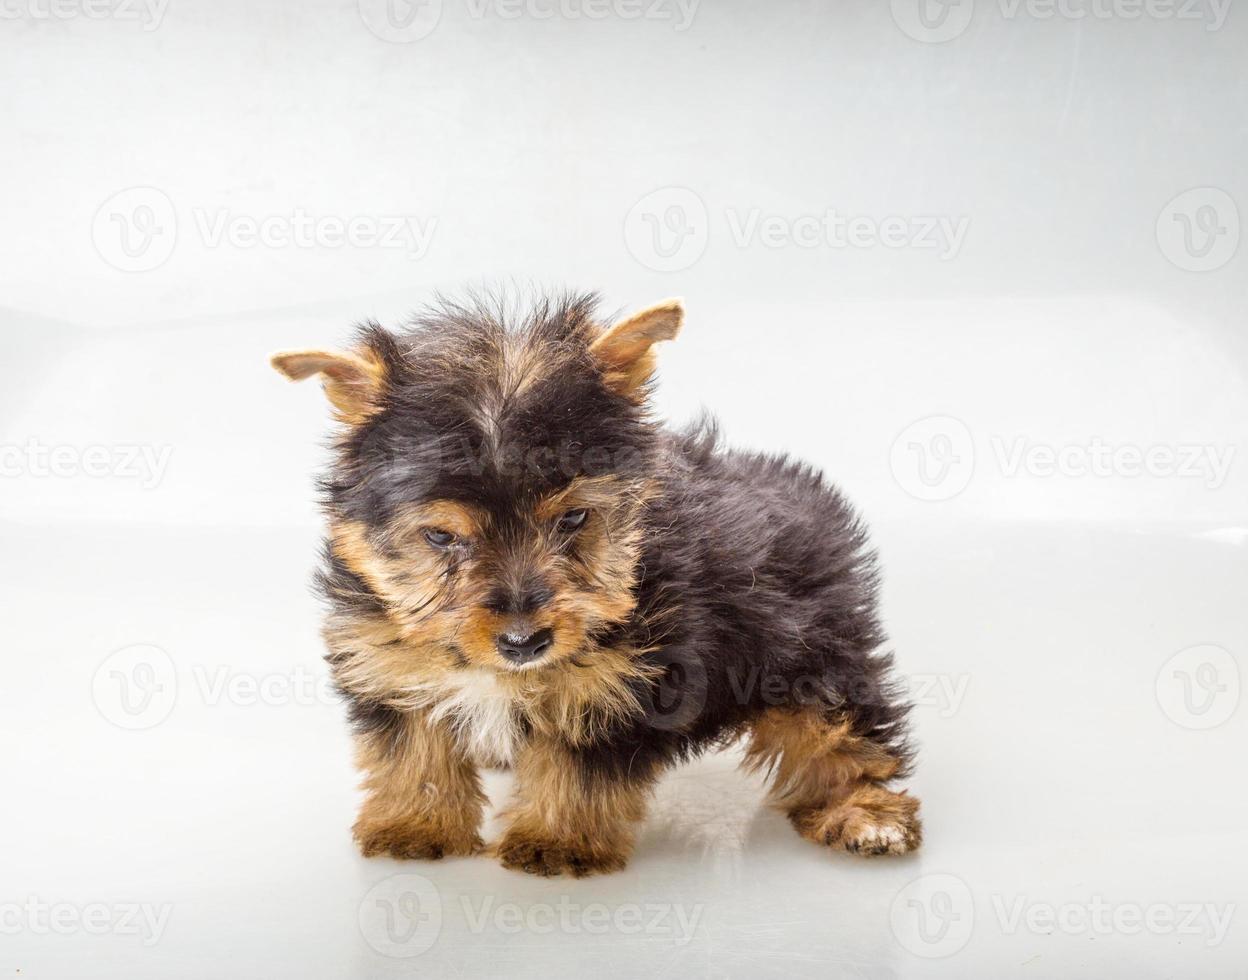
xmin=318 ymin=292 xmax=912 ymax=790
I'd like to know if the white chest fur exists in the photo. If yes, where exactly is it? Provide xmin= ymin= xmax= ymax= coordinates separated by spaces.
xmin=424 ymin=670 xmax=522 ymax=767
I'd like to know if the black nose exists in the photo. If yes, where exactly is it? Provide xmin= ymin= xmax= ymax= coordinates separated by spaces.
xmin=496 ymin=628 xmax=554 ymax=665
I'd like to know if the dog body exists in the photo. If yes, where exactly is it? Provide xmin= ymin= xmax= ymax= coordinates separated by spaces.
xmin=273 ymin=293 xmax=919 ymax=876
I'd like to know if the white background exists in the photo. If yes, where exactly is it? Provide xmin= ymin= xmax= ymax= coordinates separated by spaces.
xmin=2 ymin=0 xmax=1245 ymax=977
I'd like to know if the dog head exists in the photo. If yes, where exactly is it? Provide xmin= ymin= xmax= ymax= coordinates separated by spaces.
xmin=272 ymin=293 xmax=681 ymax=675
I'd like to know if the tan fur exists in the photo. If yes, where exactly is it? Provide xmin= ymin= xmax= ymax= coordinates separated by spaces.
xmin=589 ymin=299 xmax=683 ymax=399
xmin=321 ymin=460 xmax=678 ymax=869
xmin=322 ymin=470 xmax=662 ymax=757
xmin=269 ymin=347 xmax=386 ymax=423
xmin=325 ymin=604 xmax=659 ymax=756
xmin=353 ymin=710 xmax=487 ymax=859
xmin=278 ymin=297 xmax=921 ymax=876
xmin=494 ymin=737 xmax=650 ymax=877
xmin=743 ymin=707 xmax=921 ymax=856
xmin=327 ymin=602 xmax=657 ymax=868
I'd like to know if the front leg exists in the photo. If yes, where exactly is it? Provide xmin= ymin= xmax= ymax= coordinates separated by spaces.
xmin=352 ymin=707 xmax=486 ymax=860
xmin=496 ymin=737 xmax=652 ymax=877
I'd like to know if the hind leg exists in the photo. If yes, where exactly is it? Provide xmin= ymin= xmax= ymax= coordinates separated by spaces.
xmin=744 ymin=707 xmax=921 ymax=856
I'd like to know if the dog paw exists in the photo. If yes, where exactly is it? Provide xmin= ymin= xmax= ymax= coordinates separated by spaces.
xmin=354 ymin=821 xmax=483 ymax=861
xmin=496 ymin=832 xmax=627 ymax=878
xmin=791 ymin=787 xmax=922 ymax=857
xmin=833 ymin=815 xmax=920 ymax=855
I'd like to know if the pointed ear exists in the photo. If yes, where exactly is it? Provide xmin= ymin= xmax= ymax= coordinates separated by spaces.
xmin=589 ymin=298 xmax=683 ymax=399
xmin=269 ymin=348 xmax=385 ymax=423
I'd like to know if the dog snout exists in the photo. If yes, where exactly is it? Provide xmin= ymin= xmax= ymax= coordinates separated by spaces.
xmin=485 ymin=581 xmax=554 ymax=615
xmin=496 ymin=627 xmax=554 ymax=665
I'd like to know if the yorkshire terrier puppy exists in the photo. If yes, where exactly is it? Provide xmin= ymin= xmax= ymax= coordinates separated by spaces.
xmin=271 ymin=293 xmax=919 ymax=877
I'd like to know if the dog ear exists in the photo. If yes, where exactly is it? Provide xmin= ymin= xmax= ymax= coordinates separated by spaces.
xmin=269 ymin=348 xmax=385 ymax=422
xmin=589 ymin=298 xmax=683 ymax=399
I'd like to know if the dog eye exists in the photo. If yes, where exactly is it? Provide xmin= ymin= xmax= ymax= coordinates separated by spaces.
xmin=424 ymin=528 xmax=456 ymax=549
xmin=556 ymin=508 xmax=588 ymax=534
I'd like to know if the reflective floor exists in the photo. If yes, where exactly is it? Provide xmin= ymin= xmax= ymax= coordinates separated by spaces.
xmin=3 ymin=0 xmax=1246 ymax=975
xmin=3 ymin=519 xmax=1244 ymax=977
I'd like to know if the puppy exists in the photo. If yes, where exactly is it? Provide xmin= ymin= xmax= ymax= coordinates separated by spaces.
xmin=271 ymin=293 xmax=919 ymax=876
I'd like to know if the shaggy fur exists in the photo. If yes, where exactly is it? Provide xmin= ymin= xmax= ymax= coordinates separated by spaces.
xmin=272 ymin=291 xmax=920 ymax=876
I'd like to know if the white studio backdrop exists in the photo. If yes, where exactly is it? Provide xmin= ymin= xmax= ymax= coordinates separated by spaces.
xmin=2 ymin=2 xmax=1246 ymax=978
